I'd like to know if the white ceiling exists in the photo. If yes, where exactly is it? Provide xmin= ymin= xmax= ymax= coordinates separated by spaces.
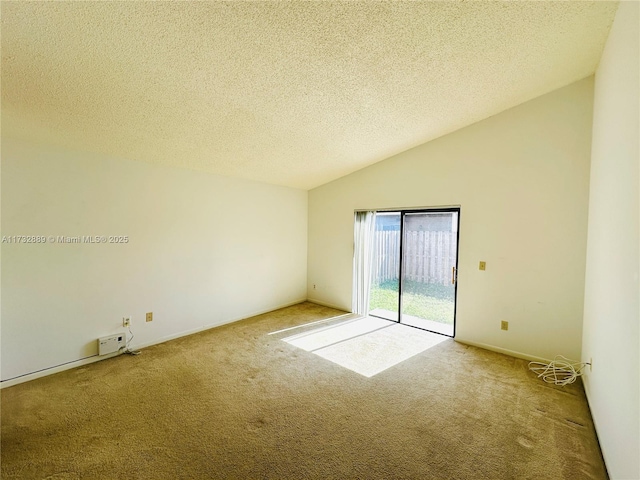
xmin=1 ymin=1 xmax=618 ymax=190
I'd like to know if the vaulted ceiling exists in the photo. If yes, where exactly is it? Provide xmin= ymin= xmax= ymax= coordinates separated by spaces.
xmin=1 ymin=1 xmax=618 ymax=190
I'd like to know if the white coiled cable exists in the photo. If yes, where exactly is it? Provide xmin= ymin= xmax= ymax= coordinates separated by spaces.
xmin=528 ymin=355 xmax=589 ymax=386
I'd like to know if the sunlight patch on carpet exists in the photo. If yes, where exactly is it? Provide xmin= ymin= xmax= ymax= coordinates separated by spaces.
xmin=284 ymin=316 xmax=390 ymax=352
xmin=283 ymin=317 xmax=448 ymax=377
xmin=268 ymin=313 xmax=357 ymax=336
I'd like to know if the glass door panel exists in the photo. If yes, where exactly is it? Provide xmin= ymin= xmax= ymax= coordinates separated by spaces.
xmin=400 ymin=212 xmax=458 ymax=336
xmin=368 ymin=212 xmax=401 ymax=322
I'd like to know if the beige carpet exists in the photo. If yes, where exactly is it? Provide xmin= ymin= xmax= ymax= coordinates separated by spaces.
xmin=1 ymin=302 xmax=607 ymax=479
xmin=282 ymin=316 xmax=449 ymax=377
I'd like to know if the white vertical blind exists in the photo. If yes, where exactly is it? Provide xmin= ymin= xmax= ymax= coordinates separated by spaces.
xmin=352 ymin=211 xmax=377 ymax=316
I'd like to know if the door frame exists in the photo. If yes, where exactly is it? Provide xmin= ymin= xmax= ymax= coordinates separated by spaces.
xmin=372 ymin=207 xmax=461 ymax=338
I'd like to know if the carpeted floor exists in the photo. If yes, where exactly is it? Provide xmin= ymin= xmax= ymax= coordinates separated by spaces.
xmin=1 ymin=302 xmax=607 ymax=479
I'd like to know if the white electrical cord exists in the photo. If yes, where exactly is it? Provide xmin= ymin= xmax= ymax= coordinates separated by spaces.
xmin=528 ymin=355 xmax=589 ymax=386
xmin=121 ymin=325 xmax=141 ymax=356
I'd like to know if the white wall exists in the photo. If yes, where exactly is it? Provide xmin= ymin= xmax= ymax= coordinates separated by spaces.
xmin=308 ymin=78 xmax=594 ymax=362
xmin=581 ymin=2 xmax=639 ymax=479
xmin=1 ymin=138 xmax=308 ymax=383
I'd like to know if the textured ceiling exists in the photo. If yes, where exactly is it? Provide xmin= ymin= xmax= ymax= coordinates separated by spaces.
xmin=1 ymin=1 xmax=618 ymax=190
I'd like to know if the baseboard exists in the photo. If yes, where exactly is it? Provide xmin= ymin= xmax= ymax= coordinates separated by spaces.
xmin=306 ymin=297 xmax=350 ymax=312
xmin=454 ymin=338 xmax=551 ymax=363
xmin=581 ymin=377 xmax=612 ymax=478
xmin=1 ymin=298 xmax=308 ymax=389
xmin=0 ymin=351 xmax=122 ymax=389
xmin=131 ymin=298 xmax=308 ymax=351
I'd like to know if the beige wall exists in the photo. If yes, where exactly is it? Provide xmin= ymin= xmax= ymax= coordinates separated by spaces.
xmin=582 ymin=2 xmax=640 ymax=478
xmin=308 ymin=78 xmax=594 ymax=362
xmin=1 ymin=139 xmax=308 ymax=383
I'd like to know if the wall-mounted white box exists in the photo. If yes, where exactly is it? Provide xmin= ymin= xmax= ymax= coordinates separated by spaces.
xmin=98 ymin=333 xmax=126 ymax=355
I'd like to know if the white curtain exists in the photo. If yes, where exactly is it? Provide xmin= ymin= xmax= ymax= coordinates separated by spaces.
xmin=352 ymin=211 xmax=377 ymax=316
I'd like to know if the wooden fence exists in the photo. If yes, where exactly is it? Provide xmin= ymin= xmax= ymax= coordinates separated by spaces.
xmin=372 ymin=230 xmax=457 ymax=286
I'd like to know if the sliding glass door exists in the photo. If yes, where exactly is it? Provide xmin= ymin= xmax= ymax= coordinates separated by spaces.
xmin=368 ymin=209 xmax=459 ymax=337
xmin=369 ymin=213 xmax=401 ymax=322
xmin=399 ymin=211 xmax=458 ymax=336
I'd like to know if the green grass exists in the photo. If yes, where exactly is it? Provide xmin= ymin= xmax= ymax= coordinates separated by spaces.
xmin=369 ymin=280 xmax=455 ymax=325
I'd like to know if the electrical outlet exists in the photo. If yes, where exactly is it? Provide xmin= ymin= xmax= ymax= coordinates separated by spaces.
xmin=479 ymin=261 xmax=486 ymax=271
xmin=313 ymin=284 xmax=316 ymax=290
xmin=146 ymin=312 xmax=153 ymax=322
xmin=123 ymin=317 xmax=131 ymax=327
xmin=501 ymin=320 xmax=509 ymax=331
